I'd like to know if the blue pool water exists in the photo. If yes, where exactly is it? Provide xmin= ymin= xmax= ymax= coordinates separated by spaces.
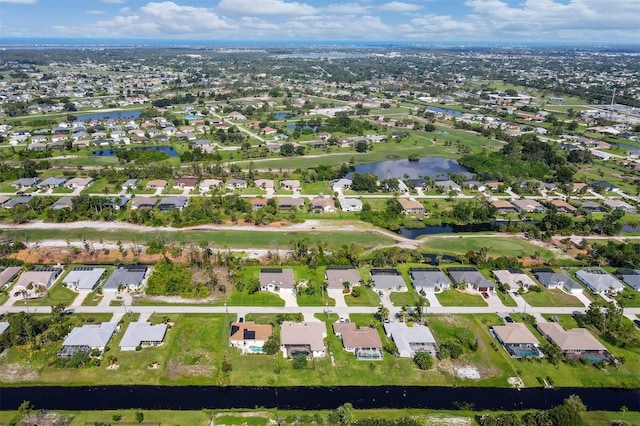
xmin=248 ymin=346 xmax=263 ymax=354
xmin=185 ymin=114 xmax=200 ymax=119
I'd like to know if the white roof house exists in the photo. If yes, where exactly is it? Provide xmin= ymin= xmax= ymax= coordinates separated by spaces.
xmin=62 ymin=267 xmax=106 ymax=291
xmin=119 ymin=322 xmax=168 ymax=351
xmin=492 ymin=269 xmax=537 ymax=290
xmin=384 ymin=322 xmax=438 ymax=358
xmin=576 ymin=268 xmax=624 ymax=294
xmin=58 ymin=322 xmax=117 ymax=357
xmin=338 ymin=197 xmax=362 ymax=212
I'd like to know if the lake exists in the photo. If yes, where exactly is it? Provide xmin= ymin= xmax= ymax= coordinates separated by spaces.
xmin=425 ymin=106 xmax=463 ymax=117
xmin=0 ymin=386 xmax=637 ymax=412
xmin=76 ymin=110 xmax=141 ymax=122
xmin=274 ymin=112 xmax=296 ymax=119
xmin=286 ymin=124 xmax=318 ymax=132
xmin=92 ymin=145 xmax=179 ymax=157
xmin=353 ymin=157 xmax=472 ymax=180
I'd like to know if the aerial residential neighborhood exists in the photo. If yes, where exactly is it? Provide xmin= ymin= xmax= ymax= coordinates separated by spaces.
xmin=0 ymin=30 xmax=639 ymax=425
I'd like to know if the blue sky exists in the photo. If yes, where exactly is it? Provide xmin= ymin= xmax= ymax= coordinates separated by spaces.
xmin=0 ymin=0 xmax=638 ymax=43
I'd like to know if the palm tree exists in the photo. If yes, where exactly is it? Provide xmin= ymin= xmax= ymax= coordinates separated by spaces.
xmin=376 ymin=305 xmax=389 ymax=321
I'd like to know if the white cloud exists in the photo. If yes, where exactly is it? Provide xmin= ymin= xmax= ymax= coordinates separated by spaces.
xmin=55 ymin=1 xmax=233 ymax=38
xmin=218 ymin=0 xmax=317 ymax=16
xmin=379 ymin=1 xmax=423 ymax=12
xmin=324 ymin=3 xmax=370 ymax=15
xmin=86 ymin=10 xmax=106 ymax=15
xmin=0 ymin=0 xmax=36 ymax=3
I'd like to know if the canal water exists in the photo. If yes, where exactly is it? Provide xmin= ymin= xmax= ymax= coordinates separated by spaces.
xmin=353 ymin=157 xmax=472 ymax=180
xmin=1 ymin=386 xmax=637 ymax=411
xmin=92 ymin=145 xmax=179 ymax=157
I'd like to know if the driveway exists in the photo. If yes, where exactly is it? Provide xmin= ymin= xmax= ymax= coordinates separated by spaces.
xmin=70 ymin=290 xmax=90 ymax=307
xmin=424 ymin=291 xmax=442 ymax=308
xmin=329 ymin=289 xmax=347 ymax=308
xmin=574 ymin=291 xmax=593 ymax=307
xmin=276 ymin=290 xmax=298 ymax=308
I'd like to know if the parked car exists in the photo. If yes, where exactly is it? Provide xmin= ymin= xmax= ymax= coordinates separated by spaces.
xmin=505 ymin=316 xmax=514 ymax=323
xmin=513 ymin=291 xmax=520 ymax=297
xmin=634 ymin=319 xmax=640 ymax=330
xmin=482 ymin=291 xmax=489 ymax=299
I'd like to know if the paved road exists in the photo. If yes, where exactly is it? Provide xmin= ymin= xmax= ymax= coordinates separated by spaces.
xmin=3 ymin=303 xmax=639 ymax=318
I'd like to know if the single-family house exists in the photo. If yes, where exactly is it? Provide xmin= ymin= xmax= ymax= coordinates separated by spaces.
xmin=13 ymin=266 xmax=63 ymax=298
xmin=103 ymin=265 xmax=148 ymax=292
xmin=332 ymin=178 xmax=352 ymax=191
xmin=3 ymin=196 xmax=32 ymax=209
xmin=384 ymin=322 xmax=438 ymax=358
xmin=549 ymin=199 xmax=577 ymax=213
xmin=370 ymin=269 xmax=407 ymax=291
xmin=511 ymin=199 xmax=547 ymax=213
xmin=333 ymin=322 xmax=383 ymax=360
xmin=130 ymin=197 xmax=158 ymax=210
xmin=410 ymin=268 xmax=452 ymax=292
xmin=259 ymin=268 xmax=296 ymax=291
xmin=280 ymin=180 xmax=301 ymax=191
xmin=492 ymin=269 xmax=537 ymax=290
xmin=310 ymin=197 xmax=336 ymax=213
xmin=615 ymin=269 xmax=640 ymax=291
xmin=0 ymin=322 xmax=9 ymax=335
xmin=577 ymin=200 xmax=605 ymax=213
xmin=492 ymin=200 xmax=517 ymax=214
xmin=52 ymin=196 xmax=74 ymax=210
xmin=57 ymin=322 xmax=117 ymax=358
xmin=172 ymin=177 xmax=198 ymax=191
xmin=602 ymin=199 xmax=637 ymax=214
xmin=229 ymin=321 xmax=273 ymax=354
xmin=254 ymin=179 xmax=275 ymax=190
xmin=532 ymin=269 xmax=583 ymax=294
xmin=250 ymin=198 xmax=268 ymax=210
xmin=435 ymin=180 xmax=461 ymax=192
xmin=338 ymin=197 xmax=362 ymax=212
xmin=0 ymin=266 xmax=21 ymax=289
xmin=226 ymin=178 xmax=247 ymax=190
xmin=62 ymin=267 xmax=107 ymax=291
xmin=119 ymin=321 xmax=168 ymax=351
xmin=447 ymin=267 xmax=495 ymax=292
xmin=576 ymin=268 xmax=624 ymax=294
xmin=491 ymin=323 xmax=542 ymax=358
xmin=159 ymin=196 xmax=188 ymax=211
xmin=280 ymin=321 xmax=327 ymax=359
xmin=199 ymin=179 xmax=222 ymax=193
xmin=122 ymin=179 xmax=139 ymax=190
xmin=38 ymin=176 xmax=67 ymax=189
xmin=11 ymin=177 xmax=39 ymax=190
xmin=65 ymin=177 xmax=93 ymax=189
xmin=397 ymin=198 xmax=425 ymax=215
xmin=277 ymin=197 xmax=305 ymax=210
xmin=145 ymin=179 xmax=168 ymax=190
xmin=537 ymin=322 xmax=611 ymax=362
xmin=325 ymin=266 xmax=361 ymax=290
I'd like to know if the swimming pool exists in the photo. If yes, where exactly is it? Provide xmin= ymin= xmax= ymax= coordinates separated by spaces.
xmin=248 ymin=346 xmax=263 ymax=354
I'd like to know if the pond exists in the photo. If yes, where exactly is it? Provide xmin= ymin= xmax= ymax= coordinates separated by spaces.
xmin=286 ymin=124 xmax=318 ymax=132
xmin=0 ymin=386 xmax=637 ymax=412
xmin=425 ymin=106 xmax=463 ymax=117
xmin=399 ymin=222 xmax=502 ymax=238
xmin=353 ymin=157 xmax=472 ymax=180
xmin=92 ymin=145 xmax=179 ymax=157
xmin=76 ymin=110 xmax=141 ymax=122
xmin=274 ymin=112 xmax=296 ymax=119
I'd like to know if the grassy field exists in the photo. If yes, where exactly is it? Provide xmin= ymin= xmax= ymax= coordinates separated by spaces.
xmin=344 ymin=287 xmax=380 ymax=306
xmin=521 ymin=287 xmax=584 ymax=307
xmin=389 ymin=291 xmax=419 ymax=307
xmin=20 ymin=282 xmax=77 ymax=307
xmin=436 ymin=289 xmax=487 ymax=307
xmin=420 ymin=236 xmax=556 ymax=261
xmin=4 ymin=227 xmax=394 ymax=251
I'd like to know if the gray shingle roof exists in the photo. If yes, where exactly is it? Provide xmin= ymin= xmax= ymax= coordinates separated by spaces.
xmin=119 ymin=322 xmax=167 ymax=349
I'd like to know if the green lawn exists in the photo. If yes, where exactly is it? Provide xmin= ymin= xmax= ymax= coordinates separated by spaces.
xmin=19 ymin=282 xmax=77 ymax=307
xmin=420 ymin=236 xmax=556 ymax=261
xmin=7 ymin=227 xmax=394 ymax=251
xmin=81 ymin=288 xmax=103 ymax=306
xmin=344 ymin=287 xmax=380 ymax=306
xmin=297 ymin=293 xmax=336 ymax=306
xmin=615 ymin=288 xmax=640 ymax=308
xmin=436 ymin=289 xmax=487 ymax=307
xmin=495 ymin=288 xmax=517 ymax=307
xmin=389 ymin=291 xmax=419 ymax=307
xmin=521 ymin=287 xmax=584 ymax=307
xmin=228 ymin=290 xmax=285 ymax=307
